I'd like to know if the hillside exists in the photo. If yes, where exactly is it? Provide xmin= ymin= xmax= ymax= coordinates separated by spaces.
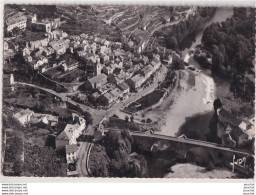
xmin=201 ymin=8 xmax=255 ymax=102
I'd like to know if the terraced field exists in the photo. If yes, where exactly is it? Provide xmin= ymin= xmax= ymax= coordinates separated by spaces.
xmin=92 ymin=5 xmax=194 ymax=51
xmin=57 ymin=5 xmax=196 ymax=51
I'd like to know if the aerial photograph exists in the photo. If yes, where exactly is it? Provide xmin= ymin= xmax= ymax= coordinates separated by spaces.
xmin=2 ymin=4 xmax=255 ymax=178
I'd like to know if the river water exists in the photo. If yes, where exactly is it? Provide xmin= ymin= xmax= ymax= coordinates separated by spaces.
xmin=159 ymin=8 xmax=234 ymax=137
xmin=145 ymin=8 xmax=235 ymax=178
xmin=182 ymin=7 xmax=234 ymax=58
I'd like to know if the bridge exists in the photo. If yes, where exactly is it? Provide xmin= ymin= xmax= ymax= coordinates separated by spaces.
xmin=130 ymin=131 xmax=254 ymax=158
xmin=103 ymin=127 xmax=253 ymax=158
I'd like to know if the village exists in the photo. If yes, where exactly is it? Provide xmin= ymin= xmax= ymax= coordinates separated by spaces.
xmin=2 ymin=5 xmax=255 ymax=178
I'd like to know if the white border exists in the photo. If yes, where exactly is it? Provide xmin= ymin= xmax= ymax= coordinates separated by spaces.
xmin=0 ymin=0 xmax=255 ymax=183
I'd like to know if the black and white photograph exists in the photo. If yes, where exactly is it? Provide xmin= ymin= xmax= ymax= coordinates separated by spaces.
xmin=2 ymin=4 xmax=255 ymax=179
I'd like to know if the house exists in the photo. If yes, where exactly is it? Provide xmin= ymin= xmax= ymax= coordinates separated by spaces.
xmin=88 ymin=92 xmax=101 ymax=103
xmin=100 ymin=54 xmax=110 ymax=64
xmin=217 ymin=108 xmax=251 ymax=147
xmin=99 ymin=92 xmax=115 ymax=105
xmin=97 ymin=83 xmax=116 ymax=94
xmin=62 ymin=62 xmax=79 ymax=72
xmin=47 ymin=30 xmax=68 ymax=41
xmin=4 ymin=41 xmax=9 ymax=51
xmin=6 ymin=15 xmax=27 ymax=32
xmin=31 ymin=20 xmax=51 ymax=33
xmin=4 ymin=49 xmax=16 ymax=63
xmin=29 ymin=56 xmax=48 ymax=70
xmin=40 ymin=46 xmax=55 ymax=57
xmin=151 ymin=59 xmax=161 ymax=72
xmin=94 ymin=122 xmax=105 ymax=141
xmin=86 ymin=59 xmax=102 ymax=77
xmin=46 ymin=115 xmax=59 ymax=126
xmin=13 ymin=109 xmax=34 ymax=126
xmin=107 ymin=74 xmax=123 ymax=85
xmin=102 ymin=65 xmax=116 ymax=75
xmin=84 ymin=74 xmax=107 ymax=90
xmin=140 ymin=65 xmax=154 ymax=80
xmin=55 ymin=117 xmax=86 ymax=150
xmin=29 ymin=38 xmax=49 ymax=50
xmin=30 ymin=113 xmax=58 ymax=126
xmin=65 ymin=144 xmax=79 ymax=163
xmin=22 ymin=47 xmax=31 ymax=56
xmin=49 ymin=39 xmax=70 ymax=55
xmin=230 ymin=127 xmax=249 ymax=147
xmin=110 ymin=88 xmax=123 ymax=101
xmin=218 ymin=108 xmax=242 ymax=127
xmin=80 ymin=33 xmax=88 ymax=39
xmin=30 ymin=113 xmax=49 ymax=125
xmin=31 ymin=15 xmax=61 ymax=33
xmin=118 ymin=82 xmax=130 ymax=94
xmin=126 ymin=75 xmax=145 ymax=91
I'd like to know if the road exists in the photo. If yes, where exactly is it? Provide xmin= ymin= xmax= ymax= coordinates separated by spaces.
xmin=130 ymin=132 xmax=254 ymax=157
xmin=76 ymin=126 xmax=94 ymax=177
xmin=15 ymin=81 xmax=106 ymax=126
xmin=15 ymin=64 xmax=167 ymax=177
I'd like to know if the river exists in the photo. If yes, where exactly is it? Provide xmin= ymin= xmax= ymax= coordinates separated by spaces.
xmin=145 ymin=8 xmax=236 ymax=178
xmin=182 ymin=7 xmax=234 ymax=59
xmin=159 ymin=7 xmax=234 ymax=137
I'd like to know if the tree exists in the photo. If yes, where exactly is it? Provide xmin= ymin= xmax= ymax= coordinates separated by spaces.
xmin=125 ymin=116 xmax=129 ymax=123
xmin=213 ymin=98 xmax=222 ymax=111
xmin=12 ymin=27 xmax=23 ymax=36
xmin=172 ymin=56 xmax=185 ymax=70
xmin=166 ymin=36 xmax=178 ymax=49
xmin=130 ymin=115 xmax=134 ymax=123
xmin=82 ymin=111 xmax=93 ymax=125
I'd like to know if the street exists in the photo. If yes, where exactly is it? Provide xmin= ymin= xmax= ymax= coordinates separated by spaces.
xmin=15 ymin=64 xmax=168 ymax=177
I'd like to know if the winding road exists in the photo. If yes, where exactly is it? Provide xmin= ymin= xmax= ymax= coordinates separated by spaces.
xmin=15 ymin=63 xmax=167 ymax=177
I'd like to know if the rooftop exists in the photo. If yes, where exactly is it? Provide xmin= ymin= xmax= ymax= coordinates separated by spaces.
xmin=13 ymin=109 xmax=34 ymax=119
xmin=6 ymin=15 xmax=27 ymax=26
xmin=110 ymin=88 xmax=122 ymax=97
xmin=118 ymin=82 xmax=129 ymax=91
xmin=57 ymin=123 xmax=80 ymax=141
xmin=130 ymin=74 xmax=144 ymax=83
xmin=65 ymin=144 xmax=79 ymax=154
xmin=88 ymin=74 xmax=107 ymax=85
xmin=219 ymin=108 xmax=242 ymax=127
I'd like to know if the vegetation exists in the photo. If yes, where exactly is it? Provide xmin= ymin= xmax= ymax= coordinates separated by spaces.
xmin=89 ymin=130 xmax=148 ymax=177
xmin=23 ymin=144 xmax=66 ymax=177
xmin=201 ymin=8 xmax=255 ymax=102
xmin=154 ymin=7 xmax=216 ymax=50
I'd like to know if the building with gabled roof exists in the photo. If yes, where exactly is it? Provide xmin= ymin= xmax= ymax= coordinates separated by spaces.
xmin=216 ymin=107 xmax=252 ymax=147
xmin=6 ymin=15 xmax=27 ymax=32
xmin=84 ymin=74 xmax=107 ymax=90
xmin=126 ymin=74 xmax=146 ymax=91
xmin=13 ymin=108 xmax=34 ymax=126
xmin=55 ymin=117 xmax=86 ymax=150
xmin=65 ymin=144 xmax=79 ymax=163
xmin=118 ymin=82 xmax=130 ymax=94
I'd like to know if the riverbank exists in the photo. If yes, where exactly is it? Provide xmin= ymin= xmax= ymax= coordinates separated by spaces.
xmin=160 ymin=69 xmax=215 ymax=136
xmin=164 ymin=163 xmax=237 ymax=178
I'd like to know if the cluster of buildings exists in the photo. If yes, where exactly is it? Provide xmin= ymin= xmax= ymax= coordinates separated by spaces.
xmin=12 ymin=108 xmax=85 ymax=165
xmin=216 ymin=107 xmax=255 ymax=150
xmin=55 ymin=113 xmax=86 ymax=164
xmin=13 ymin=108 xmax=58 ymax=127
xmin=4 ymin=11 xmax=66 ymax=66
xmin=5 ymin=12 xmax=62 ymax=33
xmin=82 ymin=53 xmax=161 ymax=107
